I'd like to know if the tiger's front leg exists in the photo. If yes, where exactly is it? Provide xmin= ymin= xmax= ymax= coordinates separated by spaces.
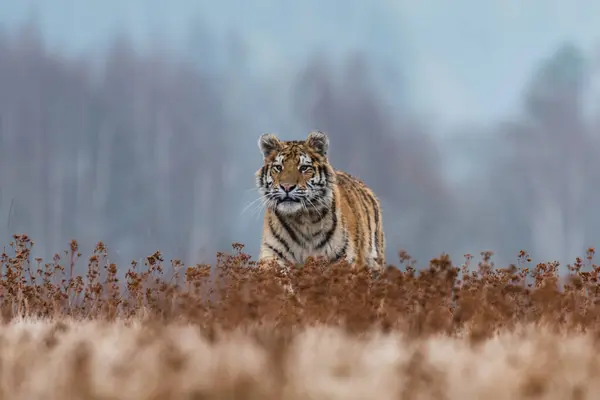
xmin=257 ymin=246 xmax=296 ymax=295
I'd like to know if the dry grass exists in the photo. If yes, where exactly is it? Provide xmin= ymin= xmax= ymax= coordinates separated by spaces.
xmin=0 ymin=319 xmax=599 ymax=399
xmin=3 ymin=234 xmax=600 ymax=398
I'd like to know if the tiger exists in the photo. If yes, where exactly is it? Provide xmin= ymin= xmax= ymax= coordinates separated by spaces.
xmin=255 ymin=130 xmax=386 ymax=270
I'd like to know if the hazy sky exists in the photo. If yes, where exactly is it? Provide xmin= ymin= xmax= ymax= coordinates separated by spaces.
xmin=3 ymin=0 xmax=600 ymax=129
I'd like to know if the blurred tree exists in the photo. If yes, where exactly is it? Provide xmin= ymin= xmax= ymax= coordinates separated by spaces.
xmin=0 ymin=25 xmax=237 ymax=270
xmin=493 ymin=43 xmax=592 ymax=267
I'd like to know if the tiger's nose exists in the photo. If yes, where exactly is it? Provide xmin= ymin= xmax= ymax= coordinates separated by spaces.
xmin=280 ymin=183 xmax=296 ymax=193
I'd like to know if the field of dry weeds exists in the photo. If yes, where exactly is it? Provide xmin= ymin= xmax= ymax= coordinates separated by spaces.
xmin=2 ymin=234 xmax=600 ymax=399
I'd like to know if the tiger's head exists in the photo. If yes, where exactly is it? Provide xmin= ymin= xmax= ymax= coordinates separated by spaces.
xmin=256 ymin=130 xmax=335 ymax=215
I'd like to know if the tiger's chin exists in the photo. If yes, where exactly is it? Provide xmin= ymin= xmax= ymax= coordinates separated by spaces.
xmin=274 ymin=199 xmax=304 ymax=215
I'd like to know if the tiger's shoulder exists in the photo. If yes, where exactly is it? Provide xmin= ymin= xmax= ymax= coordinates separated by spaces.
xmin=334 ymin=170 xmax=381 ymax=204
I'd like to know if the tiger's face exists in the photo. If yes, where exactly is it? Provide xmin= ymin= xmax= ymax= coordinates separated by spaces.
xmin=256 ymin=131 xmax=334 ymax=215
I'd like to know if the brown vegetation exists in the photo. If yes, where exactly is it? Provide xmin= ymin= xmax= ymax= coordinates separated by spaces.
xmin=3 ymin=234 xmax=600 ymax=398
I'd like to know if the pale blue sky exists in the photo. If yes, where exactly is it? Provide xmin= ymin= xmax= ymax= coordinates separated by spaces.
xmin=3 ymin=0 xmax=600 ymax=128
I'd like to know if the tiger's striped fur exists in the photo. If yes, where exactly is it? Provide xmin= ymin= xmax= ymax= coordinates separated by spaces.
xmin=255 ymin=130 xmax=385 ymax=269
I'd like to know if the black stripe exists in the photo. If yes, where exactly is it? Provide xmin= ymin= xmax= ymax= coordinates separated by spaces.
xmin=268 ymin=217 xmax=294 ymax=259
xmin=339 ymin=173 xmax=366 ymax=263
xmin=316 ymin=166 xmax=325 ymax=186
xmin=258 ymin=167 xmax=265 ymax=187
xmin=375 ymin=208 xmax=382 ymax=260
xmin=354 ymin=199 xmax=362 ymax=261
xmin=336 ymin=171 xmax=353 ymax=188
xmin=265 ymin=166 xmax=269 ymax=185
xmin=357 ymin=189 xmax=374 ymax=258
xmin=316 ymin=193 xmax=337 ymax=250
xmin=342 ymin=181 xmax=362 ymax=262
xmin=265 ymin=243 xmax=287 ymax=262
xmin=282 ymin=211 xmax=313 ymax=243
xmin=290 ymin=217 xmax=313 ymax=243
xmin=365 ymin=193 xmax=381 ymax=259
xmin=274 ymin=209 xmax=310 ymax=246
xmin=309 ymin=203 xmax=329 ymax=224
xmin=320 ymin=165 xmax=334 ymax=187
xmin=321 ymin=166 xmax=331 ymax=185
xmin=333 ymin=234 xmax=349 ymax=263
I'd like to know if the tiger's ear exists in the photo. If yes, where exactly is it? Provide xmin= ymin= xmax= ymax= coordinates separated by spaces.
xmin=258 ymin=133 xmax=281 ymax=159
xmin=306 ymin=130 xmax=329 ymax=156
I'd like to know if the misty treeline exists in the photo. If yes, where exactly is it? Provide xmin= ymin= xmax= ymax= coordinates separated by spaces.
xmin=1 ymin=22 xmax=600 ymax=272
